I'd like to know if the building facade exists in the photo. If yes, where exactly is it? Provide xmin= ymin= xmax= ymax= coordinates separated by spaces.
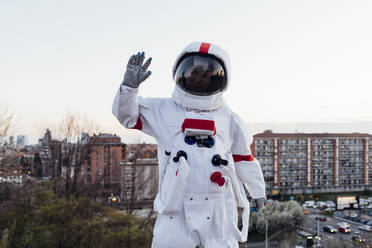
xmin=253 ymin=131 xmax=372 ymax=195
xmin=84 ymin=133 xmax=126 ymax=196
xmin=120 ymin=158 xmax=158 ymax=207
xmin=36 ymin=129 xmax=62 ymax=178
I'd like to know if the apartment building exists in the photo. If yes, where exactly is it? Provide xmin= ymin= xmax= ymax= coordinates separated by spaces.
xmin=37 ymin=129 xmax=63 ymax=178
xmin=253 ymin=131 xmax=372 ymax=195
xmin=120 ymin=158 xmax=158 ymax=206
xmin=85 ymin=133 xmax=126 ymax=195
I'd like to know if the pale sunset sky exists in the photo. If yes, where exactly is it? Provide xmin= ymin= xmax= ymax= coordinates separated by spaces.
xmin=1 ymin=0 xmax=372 ymax=143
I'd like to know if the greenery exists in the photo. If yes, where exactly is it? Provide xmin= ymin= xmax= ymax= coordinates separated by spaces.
xmin=247 ymin=206 xmax=305 ymax=247
xmin=249 ymin=201 xmax=305 ymax=235
xmin=0 ymin=182 xmax=153 ymax=248
xmin=246 ymin=232 xmax=265 ymax=243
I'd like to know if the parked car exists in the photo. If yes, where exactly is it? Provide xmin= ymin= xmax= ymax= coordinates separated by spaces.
xmin=358 ymin=225 xmax=372 ymax=232
xmin=302 ymin=201 xmax=315 ymax=208
xmin=325 ymin=200 xmax=336 ymax=208
xmin=366 ymin=221 xmax=372 ymax=227
xmin=360 ymin=199 xmax=367 ymax=208
xmin=355 ymin=218 xmax=364 ymax=223
xmin=350 ymin=216 xmax=358 ymax=222
xmin=316 ymin=201 xmax=326 ymax=209
xmin=323 ymin=225 xmax=337 ymax=234
xmin=338 ymin=226 xmax=351 ymax=234
xmin=315 ymin=216 xmax=327 ymax=221
xmin=359 ymin=219 xmax=369 ymax=224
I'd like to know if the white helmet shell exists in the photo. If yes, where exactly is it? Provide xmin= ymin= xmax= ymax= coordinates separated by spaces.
xmin=172 ymin=42 xmax=231 ymax=92
xmin=171 ymin=42 xmax=231 ymax=111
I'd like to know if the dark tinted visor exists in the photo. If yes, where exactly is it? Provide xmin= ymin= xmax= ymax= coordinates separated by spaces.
xmin=174 ymin=53 xmax=227 ymax=96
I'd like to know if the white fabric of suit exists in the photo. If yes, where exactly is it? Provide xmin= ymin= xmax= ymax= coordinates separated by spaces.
xmin=112 ymin=42 xmax=265 ymax=248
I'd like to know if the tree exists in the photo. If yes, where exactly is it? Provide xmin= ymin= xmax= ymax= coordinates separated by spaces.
xmin=0 ymin=107 xmax=14 ymax=146
xmin=0 ymin=182 xmax=153 ymax=248
xmin=40 ymin=112 xmax=102 ymax=198
xmin=121 ymin=163 xmax=154 ymax=215
xmin=121 ymin=143 xmax=158 ymax=215
xmin=250 ymin=201 xmax=305 ymax=234
xmin=120 ymin=148 xmax=157 ymax=216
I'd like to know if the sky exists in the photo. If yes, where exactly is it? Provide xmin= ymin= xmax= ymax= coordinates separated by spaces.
xmin=1 ymin=0 xmax=372 ymax=144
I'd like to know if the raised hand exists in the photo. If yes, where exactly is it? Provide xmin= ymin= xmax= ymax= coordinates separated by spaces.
xmin=122 ymin=51 xmax=152 ymax=88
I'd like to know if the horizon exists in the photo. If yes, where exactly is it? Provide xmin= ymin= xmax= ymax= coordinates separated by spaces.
xmin=10 ymin=120 xmax=372 ymax=145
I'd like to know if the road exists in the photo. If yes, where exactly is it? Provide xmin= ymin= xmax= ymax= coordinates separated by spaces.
xmin=303 ymin=207 xmax=372 ymax=246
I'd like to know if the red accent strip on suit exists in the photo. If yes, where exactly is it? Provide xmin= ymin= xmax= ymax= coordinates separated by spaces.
xmin=130 ymin=116 xmax=143 ymax=130
xmin=182 ymin=118 xmax=216 ymax=135
xmin=199 ymin=42 xmax=211 ymax=54
xmin=233 ymin=154 xmax=255 ymax=162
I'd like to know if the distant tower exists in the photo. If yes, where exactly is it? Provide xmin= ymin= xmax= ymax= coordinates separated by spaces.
xmin=9 ymin=136 xmax=15 ymax=146
xmin=17 ymin=135 xmax=28 ymax=146
xmin=43 ymin=129 xmax=52 ymax=144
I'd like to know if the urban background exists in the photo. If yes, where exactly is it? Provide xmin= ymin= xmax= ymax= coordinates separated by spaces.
xmin=1 ymin=111 xmax=372 ymax=247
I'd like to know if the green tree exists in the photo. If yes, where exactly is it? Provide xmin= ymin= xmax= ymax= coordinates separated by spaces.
xmin=250 ymin=201 xmax=305 ymax=234
xmin=0 ymin=181 xmax=153 ymax=248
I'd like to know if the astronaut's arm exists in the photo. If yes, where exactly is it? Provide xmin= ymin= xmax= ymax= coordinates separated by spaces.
xmin=234 ymin=157 xmax=266 ymax=199
xmin=112 ymin=52 xmax=155 ymax=136
xmin=230 ymin=115 xmax=266 ymax=200
xmin=112 ymin=85 xmax=142 ymax=129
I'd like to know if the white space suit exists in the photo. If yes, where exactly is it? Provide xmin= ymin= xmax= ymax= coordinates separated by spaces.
xmin=112 ymin=42 xmax=266 ymax=248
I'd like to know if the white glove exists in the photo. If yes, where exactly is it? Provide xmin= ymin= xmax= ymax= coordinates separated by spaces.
xmin=122 ymin=51 xmax=152 ymax=88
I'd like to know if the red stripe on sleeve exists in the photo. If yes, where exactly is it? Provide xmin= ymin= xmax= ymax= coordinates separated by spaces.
xmin=199 ymin=42 xmax=211 ymax=54
xmin=130 ymin=116 xmax=143 ymax=130
xmin=233 ymin=154 xmax=254 ymax=162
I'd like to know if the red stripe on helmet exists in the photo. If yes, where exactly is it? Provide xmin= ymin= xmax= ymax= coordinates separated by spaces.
xmin=130 ymin=116 xmax=142 ymax=130
xmin=233 ymin=154 xmax=255 ymax=162
xmin=182 ymin=119 xmax=216 ymax=135
xmin=199 ymin=42 xmax=211 ymax=54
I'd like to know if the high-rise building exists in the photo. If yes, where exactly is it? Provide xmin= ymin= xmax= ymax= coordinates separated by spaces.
xmin=9 ymin=136 xmax=15 ymax=146
xmin=35 ymin=129 xmax=62 ymax=178
xmin=17 ymin=135 xmax=28 ymax=146
xmin=253 ymin=131 xmax=372 ymax=195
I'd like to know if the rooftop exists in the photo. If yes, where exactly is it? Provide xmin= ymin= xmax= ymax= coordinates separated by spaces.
xmin=254 ymin=132 xmax=372 ymax=139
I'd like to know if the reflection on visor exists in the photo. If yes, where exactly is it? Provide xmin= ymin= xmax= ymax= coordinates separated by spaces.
xmin=174 ymin=54 xmax=227 ymax=96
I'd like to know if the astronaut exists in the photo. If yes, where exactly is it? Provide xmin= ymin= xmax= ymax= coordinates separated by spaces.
xmin=112 ymin=42 xmax=266 ymax=248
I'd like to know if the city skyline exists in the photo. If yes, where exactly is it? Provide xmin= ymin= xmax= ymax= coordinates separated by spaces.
xmin=5 ymin=120 xmax=372 ymax=145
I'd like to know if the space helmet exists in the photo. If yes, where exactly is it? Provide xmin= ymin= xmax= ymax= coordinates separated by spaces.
xmin=172 ymin=42 xmax=231 ymax=96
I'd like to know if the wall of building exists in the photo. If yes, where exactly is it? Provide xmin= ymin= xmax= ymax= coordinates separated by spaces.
xmin=253 ymin=132 xmax=372 ymax=195
xmin=120 ymin=159 xmax=158 ymax=203
xmin=84 ymin=134 xmax=126 ymax=196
